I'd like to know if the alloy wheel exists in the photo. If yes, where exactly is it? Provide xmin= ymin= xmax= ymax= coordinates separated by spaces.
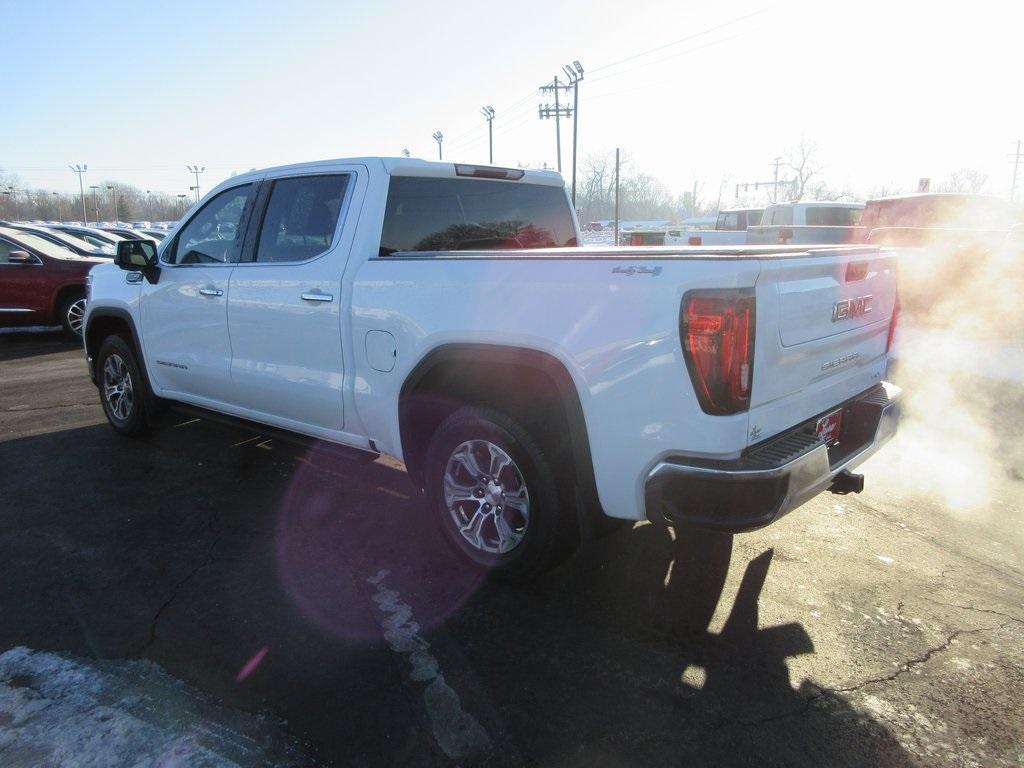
xmin=443 ymin=439 xmax=530 ymax=555
xmin=103 ymin=353 xmax=134 ymax=421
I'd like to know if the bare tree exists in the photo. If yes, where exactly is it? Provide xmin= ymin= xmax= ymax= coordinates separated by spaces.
xmin=785 ymin=139 xmax=822 ymax=201
xmin=936 ymin=168 xmax=988 ymax=194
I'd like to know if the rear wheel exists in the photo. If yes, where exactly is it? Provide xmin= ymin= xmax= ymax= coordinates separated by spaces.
xmin=59 ymin=292 xmax=86 ymax=339
xmin=96 ymin=336 xmax=151 ymax=437
xmin=425 ymin=407 xmax=575 ymax=582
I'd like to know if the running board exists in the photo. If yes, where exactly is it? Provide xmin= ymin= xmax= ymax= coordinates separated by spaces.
xmin=167 ymin=403 xmax=381 ymax=463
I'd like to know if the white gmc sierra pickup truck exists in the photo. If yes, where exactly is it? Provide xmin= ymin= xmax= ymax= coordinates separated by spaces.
xmin=83 ymin=157 xmax=901 ymax=580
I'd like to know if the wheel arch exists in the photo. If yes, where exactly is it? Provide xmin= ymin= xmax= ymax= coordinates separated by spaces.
xmin=84 ymin=308 xmax=144 ymax=386
xmin=398 ymin=343 xmax=603 ymax=520
xmin=51 ymin=282 xmax=86 ymax=323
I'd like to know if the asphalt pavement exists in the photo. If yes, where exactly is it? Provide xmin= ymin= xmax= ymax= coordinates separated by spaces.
xmin=1 ymin=330 xmax=1021 ymax=767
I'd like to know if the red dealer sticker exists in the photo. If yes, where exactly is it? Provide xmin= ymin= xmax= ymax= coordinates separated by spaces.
xmin=816 ymin=408 xmax=844 ymax=445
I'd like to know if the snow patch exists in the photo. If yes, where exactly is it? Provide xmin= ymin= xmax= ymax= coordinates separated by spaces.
xmin=0 ymin=647 xmax=306 ymax=767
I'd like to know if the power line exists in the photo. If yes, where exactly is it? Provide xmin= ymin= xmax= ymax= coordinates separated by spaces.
xmin=587 ymin=6 xmax=769 ymax=75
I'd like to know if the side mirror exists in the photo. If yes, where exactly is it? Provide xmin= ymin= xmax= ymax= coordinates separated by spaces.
xmin=114 ymin=239 xmax=160 ymax=283
xmin=7 ymin=250 xmax=34 ymax=265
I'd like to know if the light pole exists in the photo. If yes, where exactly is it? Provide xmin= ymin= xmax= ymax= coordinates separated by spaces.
xmin=89 ymin=186 xmax=100 ymax=223
xmin=146 ymin=190 xmax=152 ymax=221
xmin=481 ymin=106 xmax=495 ymax=164
xmin=52 ymin=192 xmax=63 ymax=222
xmin=186 ymin=165 xmax=205 ymax=202
xmin=176 ymin=194 xmax=188 ymax=216
xmin=68 ymin=163 xmax=88 ymax=223
xmin=432 ymin=131 xmax=444 ymax=161
xmin=561 ymin=61 xmax=584 ymax=206
xmin=106 ymin=185 xmax=119 ymax=222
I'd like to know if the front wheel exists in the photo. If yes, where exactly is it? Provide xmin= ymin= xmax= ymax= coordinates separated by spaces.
xmin=96 ymin=336 xmax=151 ymax=437
xmin=424 ymin=407 xmax=575 ymax=581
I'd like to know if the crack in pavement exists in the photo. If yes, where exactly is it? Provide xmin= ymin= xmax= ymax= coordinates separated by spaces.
xmin=138 ymin=513 xmax=224 ymax=655
xmin=846 ymin=496 xmax=1024 ymax=586
xmin=921 ymin=597 xmax=1024 ymax=626
xmin=716 ymin=622 xmax=1010 ymax=729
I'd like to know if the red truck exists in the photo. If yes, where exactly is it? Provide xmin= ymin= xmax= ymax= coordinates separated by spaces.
xmin=0 ymin=226 xmax=106 ymax=337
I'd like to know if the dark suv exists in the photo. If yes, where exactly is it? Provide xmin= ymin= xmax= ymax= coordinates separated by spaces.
xmin=0 ymin=226 xmax=105 ymax=337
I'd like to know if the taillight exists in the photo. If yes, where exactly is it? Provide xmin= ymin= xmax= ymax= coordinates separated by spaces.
xmin=681 ymin=290 xmax=756 ymax=415
xmin=886 ymin=292 xmax=900 ymax=354
xmin=688 ymin=236 xmax=702 ymax=246
xmin=630 ymin=234 xmax=643 ymax=246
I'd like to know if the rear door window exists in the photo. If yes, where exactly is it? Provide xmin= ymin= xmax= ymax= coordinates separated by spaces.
xmin=255 ymin=175 xmax=350 ymax=263
xmin=379 ymin=177 xmax=577 ymax=255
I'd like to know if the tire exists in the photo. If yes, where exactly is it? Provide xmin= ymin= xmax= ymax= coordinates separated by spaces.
xmin=59 ymin=292 xmax=87 ymax=339
xmin=424 ymin=406 xmax=575 ymax=582
xmin=96 ymin=335 xmax=152 ymax=437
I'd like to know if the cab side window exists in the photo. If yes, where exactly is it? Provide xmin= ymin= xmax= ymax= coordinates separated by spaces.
xmin=166 ymin=184 xmax=255 ymax=265
xmin=255 ymin=175 xmax=349 ymax=263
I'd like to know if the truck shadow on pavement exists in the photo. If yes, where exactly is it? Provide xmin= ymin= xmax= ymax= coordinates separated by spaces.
xmin=0 ymin=418 xmax=915 ymax=767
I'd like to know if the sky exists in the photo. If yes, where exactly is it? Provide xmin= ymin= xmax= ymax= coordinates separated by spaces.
xmin=3 ymin=0 xmax=1023 ymax=205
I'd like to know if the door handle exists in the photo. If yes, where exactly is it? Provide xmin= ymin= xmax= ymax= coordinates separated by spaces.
xmin=199 ymin=287 xmax=224 ymax=297
xmin=301 ymin=292 xmax=333 ymax=303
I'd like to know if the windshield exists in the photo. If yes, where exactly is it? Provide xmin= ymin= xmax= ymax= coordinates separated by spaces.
xmin=8 ymin=232 xmax=80 ymax=259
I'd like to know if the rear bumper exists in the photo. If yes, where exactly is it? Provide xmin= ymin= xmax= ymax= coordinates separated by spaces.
xmin=645 ymin=381 xmax=901 ymax=533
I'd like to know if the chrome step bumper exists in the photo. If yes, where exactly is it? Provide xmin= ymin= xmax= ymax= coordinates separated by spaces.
xmin=645 ymin=381 xmax=902 ymax=532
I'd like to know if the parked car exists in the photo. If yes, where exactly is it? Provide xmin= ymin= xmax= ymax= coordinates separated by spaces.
xmin=669 ymin=208 xmax=764 ymax=246
xmin=0 ymin=226 xmax=105 ymax=336
xmin=137 ymin=228 xmax=170 ymax=241
xmin=856 ymin=193 xmax=1022 ymax=246
xmin=84 ymin=157 xmax=901 ymax=580
xmin=100 ymin=226 xmax=150 ymax=240
xmin=746 ymin=201 xmax=865 ymax=245
xmin=50 ymin=224 xmax=127 ymax=249
xmin=2 ymin=223 xmax=114 ymax=258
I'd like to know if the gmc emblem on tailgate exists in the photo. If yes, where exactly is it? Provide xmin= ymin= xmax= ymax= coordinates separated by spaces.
xmin=832 ymin=294 xmax=873 ymax=322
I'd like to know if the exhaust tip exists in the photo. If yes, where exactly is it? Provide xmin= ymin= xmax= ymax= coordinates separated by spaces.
xmin=829 ymin=470 xmax=865 ymax=495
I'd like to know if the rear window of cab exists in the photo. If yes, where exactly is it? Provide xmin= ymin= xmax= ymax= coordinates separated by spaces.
xmin=378 ymin=176 xmax=577 ymax=255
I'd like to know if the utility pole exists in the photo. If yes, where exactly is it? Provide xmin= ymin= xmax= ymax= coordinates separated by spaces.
xmin=560 ymin=61 xmax=584 ymax=205
xmin=538 ymin=76 xmax=572 ymax=173
xmin=481 ymin=106 xmax=495 ymax=164
xmin=1010 ymin=140 xmax=1022 ymax=201
xmin=186 ymin=165 xmax=205 ymax=203
xmin=432 ymin=131 xmax=444 ymax=160
xmin=771 ymin=157 xmax=782 ymax=203
xmin=177 ymin=194 xmax=188 ymax=216
xmin=107 ymin=185 xmax=119 ymax=222
xmin=68 ymin=163 xmax=88 ymax=223
xmin=53 ymin=192 xmax=63 ymax=222
xmin=89 ymin=186 xmax=100 ymax=222
xmin=614 ymin=148 xmax=621 ymax=246
xmin=146 ymin=190 xmax=153 ymax=221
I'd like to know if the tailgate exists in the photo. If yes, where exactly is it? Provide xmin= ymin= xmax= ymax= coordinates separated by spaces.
xmin=747 ymin=247 xmax=896 ymax=446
